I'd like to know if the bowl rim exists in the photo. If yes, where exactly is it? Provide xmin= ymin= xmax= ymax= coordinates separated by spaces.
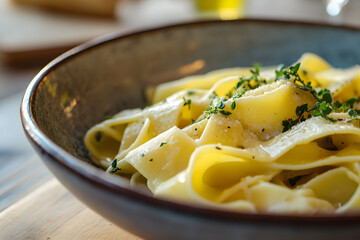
xmin=21 ymin=18 xmax=360 ymax=225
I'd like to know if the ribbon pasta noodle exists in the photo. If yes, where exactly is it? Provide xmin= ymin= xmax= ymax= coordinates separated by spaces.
xmin=85 ymin=53 xmax=360 ymax=214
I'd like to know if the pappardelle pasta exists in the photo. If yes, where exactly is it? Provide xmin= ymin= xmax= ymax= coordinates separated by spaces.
xmin=85 ymin=53 xmax=360 ymax=214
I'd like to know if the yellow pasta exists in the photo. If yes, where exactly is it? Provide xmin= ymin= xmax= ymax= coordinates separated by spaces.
xmin=85 ymin=53 xmax=360 ymax=214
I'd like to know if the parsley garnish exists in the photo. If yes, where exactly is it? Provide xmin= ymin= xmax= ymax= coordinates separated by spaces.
xmin=196 ymin=62 xmax=360 ymax=129
xmin=231 ymin=101 xmax=236 ymax=110
xmin=235 ymin=63 xmax=266 ymax=90
xmin=225 ymin=90 xmax=233 ymax=98
xmin=187 ymin=91 xmax=197 ymax=96
xmin=282 ymin=104 xmax=308 ymax=132
xmin=160 ymin=142 xmax=167 ymax=147
xmin=276 ymin=63 xmax=321 ymax=101
xmin=109 ymin=159 xmax=121 ymax=174
xmin=346 ymin=109 xmax=360 ymax=122
xmin=218 ymin=99 xmax=226 ymax=109
xmin=196 ymin=64 xmax=265 ymax=122
xmin=183 ymin=97 xmax=192 ymax=110
xmin=204 ymin=106 xmax=218 ymax=117
xmin=209 ymin=91 xmax=218 ymax=100
xmin=232 ymin=88 xmax=246 ymax=99
xmin=309 ymin=101 xmax=336 ymax=122
xmin=203 ymin=97 xmax=232 ymax=118
xmin=219 ymin=110 xmax=232 ymax=116
xmin=334 ymin=98 xmax=357 ymax=112
xmin=279 ymin=63 xmax=360 ymax=132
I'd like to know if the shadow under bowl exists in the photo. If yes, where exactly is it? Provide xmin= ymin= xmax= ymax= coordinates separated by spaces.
xmin=21 ymin=19 xmax=360 ymax=240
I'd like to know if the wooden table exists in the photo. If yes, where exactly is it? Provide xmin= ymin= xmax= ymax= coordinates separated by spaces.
xmin=0 ymin=94 xmax=141 ymax=239
xmin=0 ymin=177 xmax=141 ymax=240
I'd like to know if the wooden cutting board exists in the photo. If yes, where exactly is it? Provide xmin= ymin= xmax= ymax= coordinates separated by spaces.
xmin=0 ymin=0 xmax=121 ymax=66
xmin=0 ymin=178 xmax=142 ymax=240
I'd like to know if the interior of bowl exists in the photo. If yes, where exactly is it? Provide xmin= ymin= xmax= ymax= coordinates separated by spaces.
xmin=30 ymin=19 xmax=360 ymax=173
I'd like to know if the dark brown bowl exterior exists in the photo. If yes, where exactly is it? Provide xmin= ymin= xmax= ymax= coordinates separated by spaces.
xmin=21 ymin=19 xmax=360 ymax=239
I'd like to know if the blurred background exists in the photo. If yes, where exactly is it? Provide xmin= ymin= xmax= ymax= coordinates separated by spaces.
xmin=0 ymin=0 xmax=359 ymax=213
xmin=1 ymin=0 xmax=360 ymax=99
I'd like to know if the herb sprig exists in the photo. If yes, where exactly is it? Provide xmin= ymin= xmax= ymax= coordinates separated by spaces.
xmin=279 ymin=63 xmax=360 ymax=132
xmin=346 ymin=109 xmax=360 ymax=122
xmin=194 ymin=65 xmax=265 ymax=123
xmin=194 ymin=62 xmax=360 ymax=128
xmin=108 ymin=158 xmax=121 ymax=174
xmin=183 ymin=97 xmax=192 ymax=110
xmin=236 ymin=63 xmax=266 ymax=90
xmin=282 ymin=103 xmax=308 ymax=132
xmin=203 ymin=97 xmax=232 ymax=118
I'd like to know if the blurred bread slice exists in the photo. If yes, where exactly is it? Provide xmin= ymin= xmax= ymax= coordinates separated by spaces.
xmin=11 ymin=0 xmax=118 ymax=17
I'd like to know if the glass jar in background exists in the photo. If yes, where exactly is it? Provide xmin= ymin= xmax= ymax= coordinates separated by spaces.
xmin=323 ymin=0 xmax=348 ymax=16
xmin=194 ymin=0 xmax=246 ymax=19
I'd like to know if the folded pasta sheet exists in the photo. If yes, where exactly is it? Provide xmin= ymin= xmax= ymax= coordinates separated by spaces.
xmin=85 ymin=53 xmax=360 ymax=214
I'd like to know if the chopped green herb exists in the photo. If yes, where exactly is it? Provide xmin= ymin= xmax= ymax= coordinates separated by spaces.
xmin=204 ymin=104 xmax=219 ymax=116
xmin=232 ymin=88 xmax=246 ymax=99
xmin=200 ymin=64 xmax=266 ymax=121
xmin=278 ymin=63 xmax=358 ymax=132
xmin=140 ymin=153 xmax=145 ymax=157
xmin=282 ymin=119 xmax=297 ymax=133
xmin=187 ymin=91 xmax=197 ymax=96
xmin=348 ymin=109 xmax=358 ymax=117
xmin=231 ymin=101 xmax=236 ymax=110
xmin=209 ymin=91 xmax=218 ymax=100
xmin=295 ymin=103 xmax=308 ymax=119
xmin=275 ymin=70 xmax=283 ymax=79
xmin=340 ymin=98 xmax=357 ymax=112
xmin=251 ymin=63 xmax=261 ymax=76
xmin=282 ymin=104 xmax=309 ymax=132
xmin=109 ymin=159 xmax=121 ymax=174
xmin=219 ymin=110 xmax=232 ymax=116
xmin=235 ymin=64 xmax=266 ymax=91
xmin=111 ymin=159 xmax=117 ymax=168
xmin=217 ymin=100 xmax=226 ymax=109
xmin=192 ymin=117 xmax=207 ymax=124
xmin=309 ymin=101 xmax=336 ymax=122
xmin=318 ymin=89 xmax=332 ymax=104
xmin=275 ymin=64 xmax=285 ymax=80
xmin=332 ymin=101 xmax=342 ymax=110
xmin=160 ymin=142 xmax=167 ymax=147
xmin=346 ymin=109 xmax=360 ymax=122
xmin=183 ymin=97 xmax=192 ymax=110
xmin=225 ymin=90 xmax=233 ymax=99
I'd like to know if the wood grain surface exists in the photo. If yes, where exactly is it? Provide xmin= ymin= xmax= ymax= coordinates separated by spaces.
xmin=0 ymin=91 xmax=141 ymax=239
xmin=0 ymin=178 xmax=142 ymax=240
xmin=0 ymin=0 xmax=121 ymax=66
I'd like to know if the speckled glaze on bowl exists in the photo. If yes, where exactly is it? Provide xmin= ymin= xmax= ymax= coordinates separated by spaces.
xmin=21 ymin=19 xmax=360 ymax=240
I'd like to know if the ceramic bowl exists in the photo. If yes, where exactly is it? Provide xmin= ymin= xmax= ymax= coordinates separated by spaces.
xmin=21 ymin=19 xmax=360 ymax=240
